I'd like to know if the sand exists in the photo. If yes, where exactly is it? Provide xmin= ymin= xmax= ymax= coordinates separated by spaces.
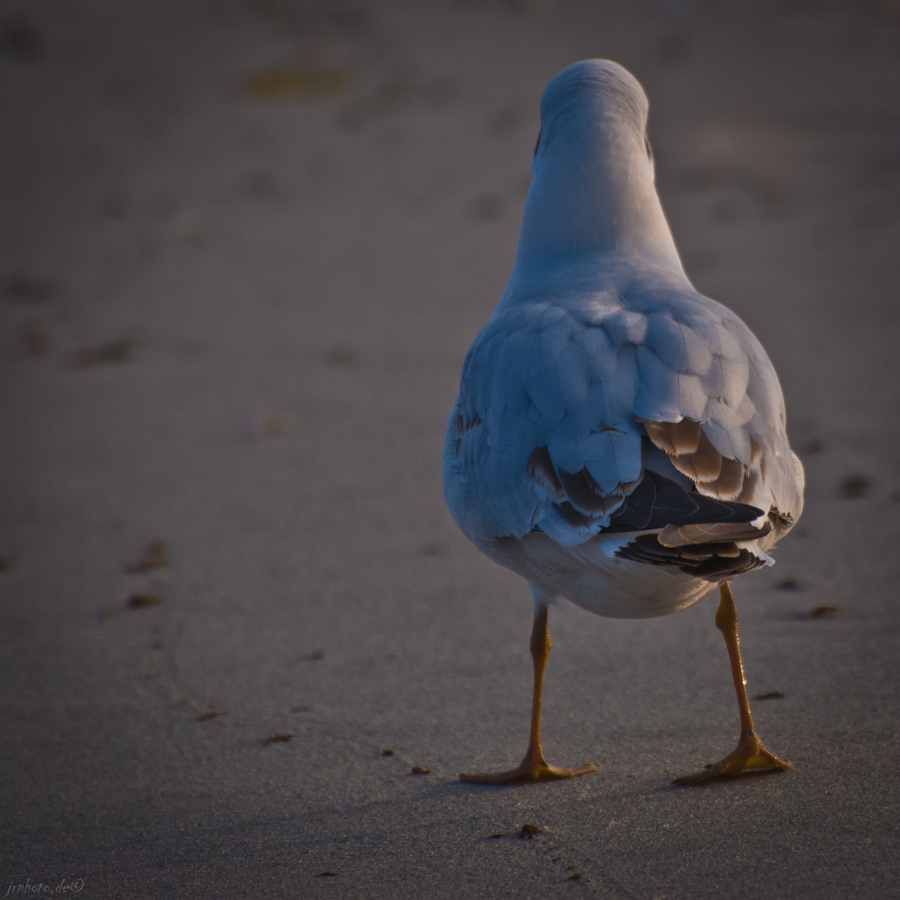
xmin=2 ymin=1 xmax=899 ymax=897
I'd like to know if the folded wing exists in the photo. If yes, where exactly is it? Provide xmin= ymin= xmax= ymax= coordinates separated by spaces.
xmin=446 ymin=282 xmax=803 ymax=573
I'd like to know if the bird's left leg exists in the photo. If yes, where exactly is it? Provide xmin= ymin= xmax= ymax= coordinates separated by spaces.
xmin=673 ymin=581 xmax=792 ymax=785
xmin=459 ymin=605 xmax=598 ymax=783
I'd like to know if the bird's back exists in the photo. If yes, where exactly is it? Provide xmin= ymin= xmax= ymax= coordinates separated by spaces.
xmin=445 ymin=255 xmax=800 ymax=532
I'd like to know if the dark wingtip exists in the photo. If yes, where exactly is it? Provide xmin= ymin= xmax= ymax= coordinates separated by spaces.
xmin=604 ymin=469 xmax=764 ymax=534
xmin=616 ymin=535 xmax=768 ymax=581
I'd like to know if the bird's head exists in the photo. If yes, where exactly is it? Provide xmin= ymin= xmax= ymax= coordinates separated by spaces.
xmin=509 ymin=60 xmax=681 ymax=282
xmin=535 ymin=59 xmax=652 ymax=174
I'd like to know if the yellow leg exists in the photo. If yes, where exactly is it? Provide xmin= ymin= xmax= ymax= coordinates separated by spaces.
xmin=460 ymin=607 xmax=598 ymax=783
xmin=673 ymin=582 xmax=793 ymax=785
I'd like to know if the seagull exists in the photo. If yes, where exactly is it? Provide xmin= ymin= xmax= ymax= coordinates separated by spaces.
xmin=442 ymin=60 xmax=804 ymax=785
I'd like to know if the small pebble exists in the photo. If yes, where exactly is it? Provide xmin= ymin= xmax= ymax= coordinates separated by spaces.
xmin=126 ymin=539 xmax=168 ymax=573
xmin=258 ymin=415 xmax=293 ymax=437
xmin=775 ymin=578 xmax=803 ymax=592
xmin=802 ymin=437 xmax=825 ymax=455
xmin=71 ymin=339 xmax=134 ymax=367
xmin=807 ymin=605 xmax=840 ymax=618
xmin=839 ymin=474 xmax=871 ymax=499
xmin=128 ymin=594 xmax=162 ymax=608
xmin=245 ymin=69 xmax=352 ymax=99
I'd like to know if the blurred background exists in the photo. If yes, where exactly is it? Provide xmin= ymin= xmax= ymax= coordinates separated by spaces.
xmin=2 ymin=1 xmax=899 ymax=897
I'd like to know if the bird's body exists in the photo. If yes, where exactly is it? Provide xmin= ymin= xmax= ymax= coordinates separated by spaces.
xmin=443 ymin=60 xmax=804 ymax=784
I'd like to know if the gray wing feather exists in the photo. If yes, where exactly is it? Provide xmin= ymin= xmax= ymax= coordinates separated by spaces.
xmin=678 ymin=373 xmax=709 ymax=421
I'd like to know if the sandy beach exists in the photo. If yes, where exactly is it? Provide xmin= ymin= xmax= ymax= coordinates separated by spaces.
xmin=2 ymin=1 xmax=900 ymax=896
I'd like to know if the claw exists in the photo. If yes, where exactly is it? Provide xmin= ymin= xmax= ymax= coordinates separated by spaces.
xmin=673 ymin=734 xmax=792 ymax=785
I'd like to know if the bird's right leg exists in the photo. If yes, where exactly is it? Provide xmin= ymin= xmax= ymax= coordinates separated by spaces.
xmin=673 ymin=581 xmax=792 ymax=785
xmin=460 ymin=605 xmax=598 ymax=784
